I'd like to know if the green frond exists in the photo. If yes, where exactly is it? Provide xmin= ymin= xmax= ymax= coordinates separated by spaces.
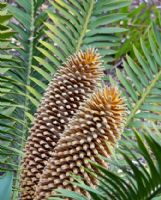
xmin=36 ymin=0 xmax=130 ymax=76
xmin=115 ymin=3 xmax=159 ymax=59
xmin=7 ymin=0 xmax=49 ymax=111
xmin=110 ymin=26 xmax=161 ymax=133
xmin=0 ymin=1 xmax=48 ymax=198
xmin=0 ymin=2 xmax=20 ymax=167
xmin=0 ymin=2 xmax=16 ymax=74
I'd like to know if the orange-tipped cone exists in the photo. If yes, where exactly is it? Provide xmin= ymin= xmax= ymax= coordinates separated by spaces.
xmin=20 ymin=49 xmax=103 ymax=200
xmin=34 ymin=87 xmax=126 ymax=200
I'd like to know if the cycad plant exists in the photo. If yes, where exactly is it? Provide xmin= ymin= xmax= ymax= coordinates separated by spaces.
xmin=53 ymin=22 xmax=161 ymax=199
xmin=0 ymin=0 xmax=161 ymax=200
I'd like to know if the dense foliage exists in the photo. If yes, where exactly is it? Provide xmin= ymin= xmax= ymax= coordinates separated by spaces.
xmin=0 ymin=0 xmax=161 ymax=200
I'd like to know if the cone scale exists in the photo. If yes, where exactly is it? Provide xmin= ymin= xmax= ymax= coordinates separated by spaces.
xmin=34 ymin=87 xmax=126 ymax=200
xmin=20 ymin=49 xmax=103 ymax=200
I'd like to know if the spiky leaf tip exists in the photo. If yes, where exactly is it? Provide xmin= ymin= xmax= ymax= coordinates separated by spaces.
xmin=34 ymin=87 xmax=127 ymax=200
xmin=20 ymin=48 xmax=103 ymax=200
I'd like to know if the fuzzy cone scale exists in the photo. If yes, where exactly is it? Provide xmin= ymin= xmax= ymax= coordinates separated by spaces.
xmin=20 ymin=49 xmax=103 ymax=200
xmin=34 ymin=87 xmax=126 ymax=200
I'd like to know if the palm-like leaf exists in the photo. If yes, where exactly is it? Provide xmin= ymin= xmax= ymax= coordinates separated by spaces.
xmin=0 ymin=2 xmax=18 ymax=199
xmin=36 ymin=0 xmax=130 ymax=75
xmin=0 ymin=2 xmax=16 ymax=74
xmin=8 ymin=0 xmax=48 ymax=113
xmin=0 ymin=1 xmax=48 ymax=198
xmin=51 ymin=127 xmax=161 ymax=200
xmin=0 ymin=2 xmax=17 ymax=168
xmin=109 ymin=25 xmax=161 ymax=137
xmin=116 ymin=3 xmax=160 ymax=59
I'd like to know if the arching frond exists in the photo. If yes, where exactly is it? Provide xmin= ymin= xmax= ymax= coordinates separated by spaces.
xmin=35 ymin=0 xmax=130 ymax=87
xmin=110 ymin=25 xmax=161 ymax=135
xmin=0 ymin=1 xmax=48 ymax=199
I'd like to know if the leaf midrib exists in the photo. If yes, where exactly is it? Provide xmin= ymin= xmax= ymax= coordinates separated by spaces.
xmin=76 ymin=0 xmax=94 ymax=52
xmin=126 ymin=69 xmax=161 ymax=126
xmin=147 ymin=184 xmax=161 ymax=199
xmin=12 ymin=1 xmax=35 ymax=199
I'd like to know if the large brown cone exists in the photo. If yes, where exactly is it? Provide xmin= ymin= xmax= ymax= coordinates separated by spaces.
xmin=34 ymin=87 xmax=126 ymax=200
xmin=20 ymin=49 xmax=103 ymax=200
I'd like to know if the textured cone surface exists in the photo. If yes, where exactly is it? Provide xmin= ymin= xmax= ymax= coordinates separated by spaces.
xmin=34 ymin=87 xmax=126 ymax=200
xmin=20 ymin=49 xmax=103 ymax=200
